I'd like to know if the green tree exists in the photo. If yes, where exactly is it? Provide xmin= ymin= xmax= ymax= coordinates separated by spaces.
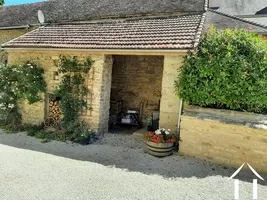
xmin=0 ymin=0 xmax=4 ymax=5
xmin=175 ymin=27 xmax=267 ymax=114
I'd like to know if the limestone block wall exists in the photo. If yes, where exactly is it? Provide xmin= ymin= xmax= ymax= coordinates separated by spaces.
xmin=0 ymin=29 xmax=35 ymax=63
xmin=7 ymin=50 xmax=112 ymax=134
xmin=0 ymin=29 xmax=35 ymax=46
xmin=111 ymin=56 xmax=163 ymax=123
xmin=92 ymin=55 xmax=113 ymax=134
xmin=179 ymin=105 xmax=267 ymax=173
xmin=159 ymin=56 xmax=183 ymax=132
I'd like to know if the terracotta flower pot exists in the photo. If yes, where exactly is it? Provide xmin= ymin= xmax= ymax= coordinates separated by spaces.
xmin=146 ymin=140 xmax=174 ymax=157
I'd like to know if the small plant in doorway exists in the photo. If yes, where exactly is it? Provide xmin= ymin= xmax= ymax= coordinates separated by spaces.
xmin=144 ymin=128 xmax=179 ymax=157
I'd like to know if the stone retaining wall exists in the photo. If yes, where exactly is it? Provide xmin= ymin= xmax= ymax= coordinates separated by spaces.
xmin=179 ymin=105 xmax=267 ymax=172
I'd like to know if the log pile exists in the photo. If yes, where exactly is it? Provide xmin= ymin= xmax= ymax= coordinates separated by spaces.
xmin=49 ymin=100 xmax=61 ymax=120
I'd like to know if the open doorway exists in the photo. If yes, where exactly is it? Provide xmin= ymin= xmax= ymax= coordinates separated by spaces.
xmin=109 ymin=55 xmax=164 ymax=134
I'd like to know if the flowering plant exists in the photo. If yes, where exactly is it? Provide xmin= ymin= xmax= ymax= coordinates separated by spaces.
xmin=0 ymin=61 xmax=46 ymax=126
xmin=145 ymin=128 xmax=178 ymax=143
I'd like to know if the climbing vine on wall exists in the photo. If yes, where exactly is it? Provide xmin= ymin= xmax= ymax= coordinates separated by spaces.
xmin=53 ymin=55 xmax=94 ymax=138
xmin=0 ymin=61 xmax=46 ymax=127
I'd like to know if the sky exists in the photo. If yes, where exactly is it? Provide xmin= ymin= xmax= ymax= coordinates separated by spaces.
xmin=5 ymin=0 xmax=43 ymax=5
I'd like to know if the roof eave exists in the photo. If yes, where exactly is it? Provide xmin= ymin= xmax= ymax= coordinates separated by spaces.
xmin=2 ymin=47 xmax=191 ymax=56
xmin=0 ymin=25 xmax=30 ymax=30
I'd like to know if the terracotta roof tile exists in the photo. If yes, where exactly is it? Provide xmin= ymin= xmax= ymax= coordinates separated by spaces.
xmin=2 ymin=14 xmax=204 ymax=50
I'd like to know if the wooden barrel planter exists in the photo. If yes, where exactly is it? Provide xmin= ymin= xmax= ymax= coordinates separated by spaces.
xmin=146 ymin=141 xmax=174 ymax=157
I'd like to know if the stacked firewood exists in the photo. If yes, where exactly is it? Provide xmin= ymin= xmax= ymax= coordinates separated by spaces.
xmin=49 ymin=100 xmax=61 ymax=120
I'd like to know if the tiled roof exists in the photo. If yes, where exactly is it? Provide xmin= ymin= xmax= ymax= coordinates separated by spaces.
xmin=2 ymin=14 xmax=205 ymax=50
xmin=0 ymin=2 xmax=52 ymax=28
xmin=0 ymin=0 xmax=207 ymax=28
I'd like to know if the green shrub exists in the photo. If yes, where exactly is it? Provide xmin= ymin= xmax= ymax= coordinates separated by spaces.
xmin=175 ymin=27 xmax=267 ymax=114
xmin=27 ymin=124 xmax=44 ymax=136
xmin=0 ymin=61 xmax=46 ymax=129
xmin=35 ymin=131 xmax=47 ymax=139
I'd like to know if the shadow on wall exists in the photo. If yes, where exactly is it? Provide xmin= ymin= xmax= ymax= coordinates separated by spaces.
xmin=0 ymin=51 xmax=7 ymax=64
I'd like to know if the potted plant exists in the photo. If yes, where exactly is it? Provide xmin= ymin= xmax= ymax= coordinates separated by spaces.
xmin=78 ymin=129 xmax=94 ymax=145
xmin=146 ymin=116 xmax=153 ymax=131
xmin=145 ymin=128 xmax=179 ymax=157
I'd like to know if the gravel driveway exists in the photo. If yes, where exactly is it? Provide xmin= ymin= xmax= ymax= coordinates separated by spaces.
xmin=1 ymin=129 xmax=267 ymax=199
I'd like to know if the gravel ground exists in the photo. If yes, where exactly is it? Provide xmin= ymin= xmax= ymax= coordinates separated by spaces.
xmin=1 ymin=129 xmax=267 ymax=199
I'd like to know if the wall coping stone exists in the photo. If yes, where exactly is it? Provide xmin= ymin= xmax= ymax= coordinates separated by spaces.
xmin=183 ymin=105 xmax=267 ymax=130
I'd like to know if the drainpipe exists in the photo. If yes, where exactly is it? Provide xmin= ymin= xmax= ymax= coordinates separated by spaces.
xmin=177 ymin=98 xmax=183 ymax=135
xmin=175 ymin=98 xmax=183 ymax=151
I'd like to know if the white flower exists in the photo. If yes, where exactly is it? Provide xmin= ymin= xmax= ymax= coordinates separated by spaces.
xmin=8 ymin=104 xmax=14 ymax=108
xmin=168 ymin=129 xmax=171 ymax=132
xmin=165 ymin=131 xmax=170 ymax=135
xmin=155 ymin=129 xmax=161 ymax=135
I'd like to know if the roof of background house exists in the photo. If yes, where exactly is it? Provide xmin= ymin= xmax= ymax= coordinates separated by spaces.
xmin=209 ymin=0 xmax=220 ymax=8
xmin=0 ymin=0 xmax=207 ymax=28
xmin=1 ymin=14 xmax=205 ymax=50
xmin=0 ymin=2 xmax=53 ymax=28
xmin=208 ymin=0 xmax=267 ymax=15
xmin=256 ymin=7 xmax=267 ymax=15
xmin=204 ymin=9 xmax=267 ymax=34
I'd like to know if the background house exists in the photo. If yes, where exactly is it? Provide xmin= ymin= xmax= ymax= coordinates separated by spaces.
xmin=209 ymin=0 xmax=267 ymax=27
xmin=209 ymin=0 xmax=266 ymax=15
xmin=204 ymin=9 xmax=267 ymax=36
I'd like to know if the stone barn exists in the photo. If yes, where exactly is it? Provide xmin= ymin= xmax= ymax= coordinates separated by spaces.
xmin=1 ymin=13 xmax=205 ymax=134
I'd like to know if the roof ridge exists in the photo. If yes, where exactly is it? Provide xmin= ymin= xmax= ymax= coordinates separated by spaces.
xmin=193 ymin=13 xmax=206 ymax=48
xmin=204 ymin=0 xmax=209 ymax=11
xmin=50 ymin=12 xmax=204 ymax=26
xmin=208 ymin=8 xmax=267 ymax=30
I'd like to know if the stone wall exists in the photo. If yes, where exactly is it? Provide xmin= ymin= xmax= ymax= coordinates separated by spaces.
xmin=0 ymin=29 xmax=35 ymax=63
xmin=0 ymin=29 xmax=34 ymax=46
xmin=111 ymin=56 xmax=163 ymax=123
xmin=7 ymin=50 xmax=112 ymax=134
xmin=159 ymin=56 xmax=183 ymax=133
xmin=179 ymin=105 xmax=267 ymax=172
